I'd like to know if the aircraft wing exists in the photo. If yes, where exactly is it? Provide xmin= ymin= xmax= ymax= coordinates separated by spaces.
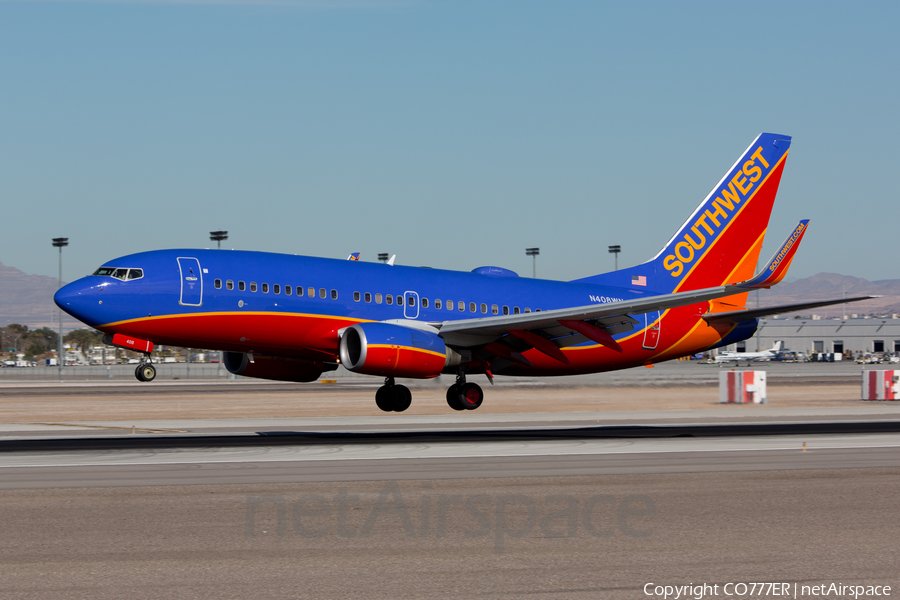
xmin=434 ymin=221 xmax=854 ymax=365
xmin=702 ymin=296 xmax=876 ymax=325
xmin=437 ymin=282 xmax=762 ymax=348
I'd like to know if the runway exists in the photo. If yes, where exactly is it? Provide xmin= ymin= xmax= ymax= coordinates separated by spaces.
xmin=2 ymin=373 xmax=899 ymax=599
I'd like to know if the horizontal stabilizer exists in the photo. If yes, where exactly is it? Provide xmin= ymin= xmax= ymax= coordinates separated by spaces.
xmin=703 ymin=296 xmax=877 ymax=325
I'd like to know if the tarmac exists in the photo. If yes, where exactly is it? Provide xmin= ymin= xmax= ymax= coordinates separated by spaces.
xmin=1 ymin=361 xmax=898 ymax=599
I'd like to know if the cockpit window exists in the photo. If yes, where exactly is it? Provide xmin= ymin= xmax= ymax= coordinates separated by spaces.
xmin=92 ymin=267 xmax=144 ymax=281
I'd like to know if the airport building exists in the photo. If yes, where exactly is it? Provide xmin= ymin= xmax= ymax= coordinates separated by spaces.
xmin=722 ymin=317 xmax=900 ymax=358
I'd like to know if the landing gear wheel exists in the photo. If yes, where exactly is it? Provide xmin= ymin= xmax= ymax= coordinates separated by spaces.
xmin=375 ymin=385 xmax=393 ymax=412
xmin=391 ymin=385 xmax=412 ymax=412
xmin=446 ymin=384 xmax=465 ymax=411
xmin=375 ymin=383 xmax=413 ymax=412
xmin=457 ymin=382 xmax=484 ymax=410
xmin=138 ymin=363 xmax=156 ymax=382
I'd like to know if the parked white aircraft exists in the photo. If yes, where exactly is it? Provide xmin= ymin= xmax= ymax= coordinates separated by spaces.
xmin=715 ymin=341 xmax=783 ymax=364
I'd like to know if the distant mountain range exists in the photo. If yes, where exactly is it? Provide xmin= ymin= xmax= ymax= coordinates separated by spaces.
xmin=1 ymin=260 xmax=897 ymax=329
xmin=0 ymin=262 xmax=66 ymax=328
xmin=757 ymin=272 xmax=900 ymax=318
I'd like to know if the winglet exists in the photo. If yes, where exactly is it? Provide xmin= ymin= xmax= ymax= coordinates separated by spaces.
xmin=347 ymin=252 xmax=361 ymax=261
xmin=738 ymin=220 xmax=809 ymax=289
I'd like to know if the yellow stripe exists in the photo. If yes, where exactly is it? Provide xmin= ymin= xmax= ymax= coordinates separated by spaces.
xmin=368 ymin=343 xmax=446 ymax=359
xmin=673 ymin=150 xmax=789 ymax=293
xmin=100 ymin=311 xmax=375 ymax=329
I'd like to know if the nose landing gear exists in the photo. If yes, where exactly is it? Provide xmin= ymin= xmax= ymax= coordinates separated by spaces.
xmin=134 ymin=356 xmax=156 ymax=382
xmin=375 ymin=377 xmax=412 ymax=412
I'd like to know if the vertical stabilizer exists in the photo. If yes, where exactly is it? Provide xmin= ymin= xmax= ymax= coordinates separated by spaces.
xmin=574 ymin=133 xmax=791 ymax=301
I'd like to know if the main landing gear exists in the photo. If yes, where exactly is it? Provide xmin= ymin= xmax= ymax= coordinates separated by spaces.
xmin=372 ymin=373 xmax=485 ymax=413
xmin=446 ymin=373 xmax=484 ymax=411
xmin=134 ymin=356 xmax=156 ymax=382
xmin=375 ymin=377 xmax=412 ymax=412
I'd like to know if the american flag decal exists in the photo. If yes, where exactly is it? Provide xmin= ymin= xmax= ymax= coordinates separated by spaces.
xmin=632 ymin=275 xmax=647 ymax=287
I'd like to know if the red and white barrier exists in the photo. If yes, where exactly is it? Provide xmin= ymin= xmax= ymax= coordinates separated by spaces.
xmin=719 ymin=371 xmax=767 ymax=404
xmin=861 ymin=370 xmax=900 ymax=400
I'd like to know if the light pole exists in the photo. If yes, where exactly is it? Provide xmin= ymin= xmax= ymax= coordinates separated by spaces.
xmin=525 ymin=248 xmax=540 ymax=278
xmin=210 ymin=230 xmax=228 ymax=249
xmin=52 ymin=237 xmax=68 ymax=379
xmin=608 ymin=245 xmax=621 ymax=271
xmin=378 ymin=253 xmax=389 ymax=264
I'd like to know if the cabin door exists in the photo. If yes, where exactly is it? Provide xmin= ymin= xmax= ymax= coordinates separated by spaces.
xmin=177 ymin=257 xmax=203 ymax=307
xmin=642 ymin=311 xmax=661 ymax=350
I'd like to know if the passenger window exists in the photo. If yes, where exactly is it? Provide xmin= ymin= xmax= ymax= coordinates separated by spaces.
xmin=274 ymin=284 xmax=280 ymax=295
xmin=481 ymin=303 xmax=487 ymax=314
xmin=396 ymin=295 xmax=403 ymax=305
xmin=503 ymin=306 xmax=509 ymax=315
xmin=375 ymin=293 xmax=382 ymax=304
xmin=524 ymin=308 xmax=531 ymax=313
xmin=435 ymin=299 xmax=442 ymax=309
xmin=214 ymin=279 xmax=222 ymax=289
xmin=354 ymin=292 xmax=360 ymax=302
xmin=491 ymin=304 xmax=498 ymax=315
xmin=386 ymin=295 xmax=393 ymax=305
xmin=447 ymin=300 xmax=454 ymax=311
xmin=408 ymin=296 xmax=416 ymax=306
xmin=459 ymin=302 xmax=465 ymax=312
xmin=331 ymin=289 xmax=338 ymax=299
xmin=262 ymin=283 xmax=269 ymax=293
xmin=239 ymin=281 xmax=246 ymax=291
xmin=514 ymin=307 xmax=520 ymax=314
xmin=469 ymin=302 xmax=476 ymax=313
xmin=127 ymin=269 xmax=143 ymax=280
xmin=536 ymin=309 xmax=541 ymax=312
xmin=250 ymin=282 xmax=258 ymax=292
xmin=422 ymin=298 xmax=428 ymax=308
xmin=226 ymin=280 xmax=234 ymax=290
xmin=365 ymin=292 xmax=371 ymax=303
xmin=285 ymin=285 xmax=292 ymax=295
xmin=318 ymin=288 xmax=324 ymax=298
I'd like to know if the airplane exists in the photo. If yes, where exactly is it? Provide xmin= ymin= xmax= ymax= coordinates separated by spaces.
xmin=54 ymin=133 xmax=872 ymax=413
xmin=714 ymin=341 xmax=784 ymax=364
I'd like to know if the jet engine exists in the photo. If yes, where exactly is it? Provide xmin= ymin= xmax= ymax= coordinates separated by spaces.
xmin=223 ymin=352 xmax=335 ymax=383
xmin=339 ymin=323 xmax=460 ymax=378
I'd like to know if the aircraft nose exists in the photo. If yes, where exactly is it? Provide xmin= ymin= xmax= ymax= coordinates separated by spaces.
xmin=54 ymin=278 xmax=103 ymax=326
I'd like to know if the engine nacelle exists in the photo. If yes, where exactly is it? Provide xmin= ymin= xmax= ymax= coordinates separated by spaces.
xmin=339 ymin=323 xmax=459 ymax=379
xmin=223 ymin=352 xmax=335 ymax=383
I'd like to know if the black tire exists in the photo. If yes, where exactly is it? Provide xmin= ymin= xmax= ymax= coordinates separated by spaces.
xmin=375 ymin=385 xmax=393 ymax=412
xmin=140 ymin=364 xmax=157 ymax=382
xmin=392 ymin=385 xmax=412 ymax=412
xmin=457 ymin=382 xmax=484 ymax=410
xmin=446 ymin=384 xmax=464 ymax=411
xmin=134 ymin=365 xmax=146 ymax=382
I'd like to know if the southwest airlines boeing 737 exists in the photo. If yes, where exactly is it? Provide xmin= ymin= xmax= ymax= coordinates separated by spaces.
xmin=54 ymin=133 xmax=869 ymax=413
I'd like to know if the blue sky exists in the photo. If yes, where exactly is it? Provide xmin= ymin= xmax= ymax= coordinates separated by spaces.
xmin=2 ymin=0 xmax=898 ymax=283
